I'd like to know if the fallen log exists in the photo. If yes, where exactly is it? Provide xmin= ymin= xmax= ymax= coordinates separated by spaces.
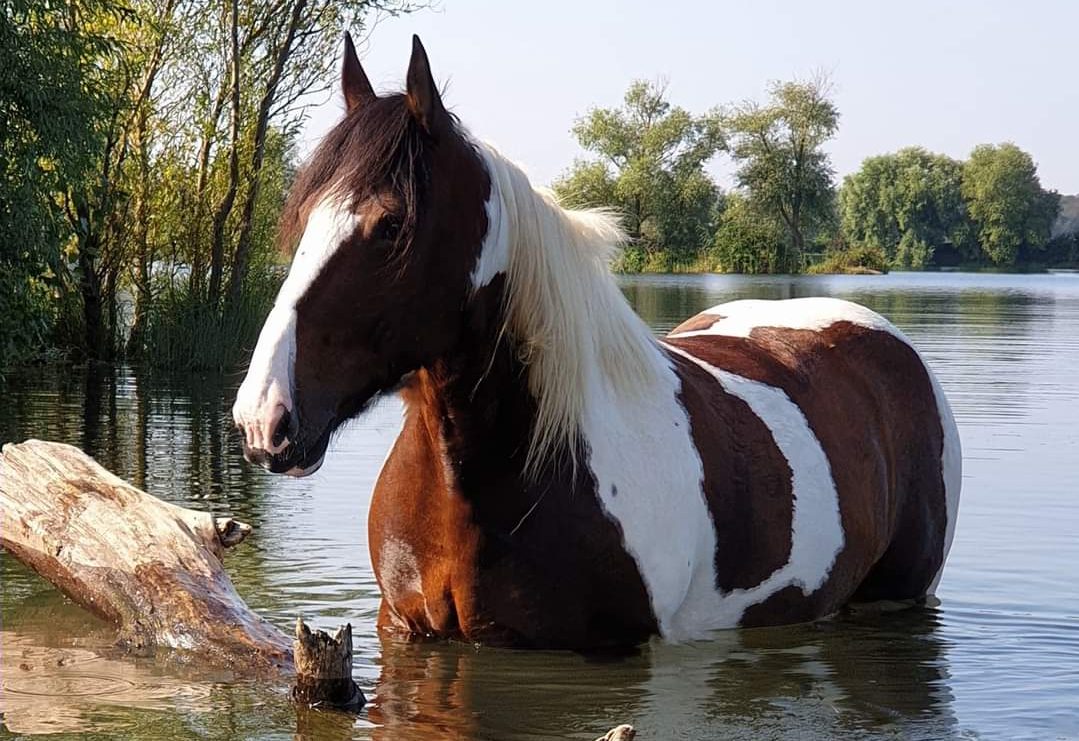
xmin=2 ymin=439 xmax=636 ymax=736
xmin=0 ymin=439 xmax=362 ymax=709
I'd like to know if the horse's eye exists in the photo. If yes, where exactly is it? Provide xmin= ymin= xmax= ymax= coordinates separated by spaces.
xmin=374 ymin=215 xmax=402 ymax=243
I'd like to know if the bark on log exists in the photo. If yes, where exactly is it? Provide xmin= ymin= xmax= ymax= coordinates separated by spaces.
xmin=0 ymin=439 xmax=364 ymax=709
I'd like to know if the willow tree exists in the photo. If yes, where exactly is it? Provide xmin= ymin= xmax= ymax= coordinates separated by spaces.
xmin=961 ymin=143 xmax=1059 ymax=266
xmin=0 ymin=0 xmax=112 ymax=364
xmin=839 ymin=148 xmax=972 ymax=268
xmin=724 ymin=76 xmax=838 ymax=270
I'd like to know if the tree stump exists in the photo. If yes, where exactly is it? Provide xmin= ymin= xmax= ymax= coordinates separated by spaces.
xmin=292 ymin=619 xmax=365 ymax=710
xmin=0 ymin=439 xmax=363 ymax=710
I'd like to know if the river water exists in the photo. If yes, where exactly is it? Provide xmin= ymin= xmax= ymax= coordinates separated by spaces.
xmin=2 ymin=272 xmax=1078 ymax=740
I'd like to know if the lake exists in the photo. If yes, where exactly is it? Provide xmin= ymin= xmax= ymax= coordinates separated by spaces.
xmin=2 ymin=272 xmax=1078 ymax=740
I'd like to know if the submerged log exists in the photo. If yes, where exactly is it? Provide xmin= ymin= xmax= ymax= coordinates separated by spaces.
xmin=0 ymin=439 xmax=363 ymax=709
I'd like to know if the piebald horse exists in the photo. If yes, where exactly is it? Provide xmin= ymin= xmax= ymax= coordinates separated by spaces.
xmin=233 ymin=35 xmax=962 ymax=648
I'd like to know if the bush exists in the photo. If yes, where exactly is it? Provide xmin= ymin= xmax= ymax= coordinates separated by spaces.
xmin=712 ymin=195 xmax=790 ymax=273
xmin=807 ymin=244 xmax=889 ymax=275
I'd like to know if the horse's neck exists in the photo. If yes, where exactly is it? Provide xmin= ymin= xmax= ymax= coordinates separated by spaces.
xmin=401 ymin=276 xmax=577 ymax=513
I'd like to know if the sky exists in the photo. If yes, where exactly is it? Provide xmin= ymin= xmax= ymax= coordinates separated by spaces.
xmin=299 ymin=0 xmax=1079 ymax=194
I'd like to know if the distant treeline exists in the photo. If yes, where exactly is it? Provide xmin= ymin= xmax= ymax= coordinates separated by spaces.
xmin=4 ymin=3 xmax=1075 ymax=371
xmin=0 ymin=0 xmax=418 ymax=369
xmin=553 ymin=80 xmax=1077 ymax=276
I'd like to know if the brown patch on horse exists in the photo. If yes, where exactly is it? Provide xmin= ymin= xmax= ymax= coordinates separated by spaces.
xmin=669 ymin=314 xmax=725 ymax=336
xmin=668 ymin=352 xmax=794 ymax=592
xmin=667 ymin=320 xmax=947 ymax=626
xmin=369 ymin=277 xmax=658 ymax=648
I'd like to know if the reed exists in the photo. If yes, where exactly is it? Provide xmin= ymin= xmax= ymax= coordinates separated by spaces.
xmin=135 ymin=272 xmax=279 ymax=372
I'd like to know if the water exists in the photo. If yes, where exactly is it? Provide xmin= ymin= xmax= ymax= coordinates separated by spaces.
xmin=2 ymin=272 xmax=1078 ymax=740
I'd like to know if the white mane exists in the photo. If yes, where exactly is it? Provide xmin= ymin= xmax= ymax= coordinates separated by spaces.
xmin=474 ymin=143 xmax=670 ymax=474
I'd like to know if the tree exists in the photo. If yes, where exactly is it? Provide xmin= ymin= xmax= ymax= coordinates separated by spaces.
xmin=724 ymin=75 xmax=839 ymax=271
xmin=839 ymin=147 xmax=972 ymax=268
xmin=0 ymin=0 xmax=112 ymax=365
xmin=961 ymin=143 xmax=1059 ymax=265
xmin=0 ymin=0 xmax=424 ymax=368
xmin=554 ymin=80 xmax=724 ymax=266
xmin=711 ymin=193 xmax=786 ymax=274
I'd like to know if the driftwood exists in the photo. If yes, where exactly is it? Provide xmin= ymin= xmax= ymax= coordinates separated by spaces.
xmin=0 ymin=439 xmax=362 ymax=710
xmin=1 ymin=439 xmax=636 ymax=736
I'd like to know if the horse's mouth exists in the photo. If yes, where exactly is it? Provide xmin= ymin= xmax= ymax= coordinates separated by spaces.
xmin=266 ymin=423 xmax=333 ymax=477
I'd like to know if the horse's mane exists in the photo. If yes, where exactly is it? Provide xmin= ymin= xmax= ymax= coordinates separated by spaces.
xmin=476 ymin=144 xmax=669 ymax=474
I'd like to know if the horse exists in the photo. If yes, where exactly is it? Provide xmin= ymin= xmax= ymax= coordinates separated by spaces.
xmin=232 ymin=34 xmax=962 ymax=648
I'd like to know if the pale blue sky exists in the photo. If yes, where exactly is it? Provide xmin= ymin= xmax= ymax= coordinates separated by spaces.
xmin=301 ymin=0 xmax=1079 ymax=193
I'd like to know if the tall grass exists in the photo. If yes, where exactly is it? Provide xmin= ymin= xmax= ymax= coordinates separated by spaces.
xmin=135 ymin=271 xmax=280 ymax=372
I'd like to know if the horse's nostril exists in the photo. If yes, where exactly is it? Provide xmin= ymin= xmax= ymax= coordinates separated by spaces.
xmin=243 ymin=444 xmax=274 ymax=472
xmin=271 ymin=408 xmax=292 ymax=449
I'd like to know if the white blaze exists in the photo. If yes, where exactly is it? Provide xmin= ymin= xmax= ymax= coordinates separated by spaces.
xmin=232 ymin=197 xmax=359 ymax=454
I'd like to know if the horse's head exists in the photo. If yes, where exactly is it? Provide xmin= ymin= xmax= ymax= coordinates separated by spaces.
xmin=233 ymin=34 xmax=491 ymax=476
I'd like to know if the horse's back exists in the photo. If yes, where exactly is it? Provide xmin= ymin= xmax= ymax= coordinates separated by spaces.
xmin=664 ymin=297 xmax=961 ymax=624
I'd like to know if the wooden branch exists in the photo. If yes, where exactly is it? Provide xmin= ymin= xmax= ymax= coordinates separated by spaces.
xmin=0 ymin=440 xmax=364 ymax=709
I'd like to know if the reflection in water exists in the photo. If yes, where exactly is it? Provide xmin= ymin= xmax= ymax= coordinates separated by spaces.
xmin=3 ymin=272 xmax=1079 ymax=738
xmin=0 ymin=365 xmax=265 ymax=506
xmin=366 ymin=609 xmax=956 ymax=740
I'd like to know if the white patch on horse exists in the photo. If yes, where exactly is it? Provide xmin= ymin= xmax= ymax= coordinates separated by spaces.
xmin=581 ymin=345 xmax=708 ymax=638
xmin=661 ymin=342 xmax=845 ymax=636
xmin=928 ymin=371 xmax=962 ymax=593
xmin=232 ymin=197 xmax=359 ymax=456
xmin=469 ymin=147 xmax=509 ymax=289
xmin=378 ymin=536 xmax=430 ymax=624
xmin=668 ymin=297 xmax=904 ymax=341
xmin=670 ymin=296 xmax=962 ymax=593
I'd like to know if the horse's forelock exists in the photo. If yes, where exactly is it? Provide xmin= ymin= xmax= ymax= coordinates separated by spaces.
xmin=277 ymin=94 xmax=433 ymax=257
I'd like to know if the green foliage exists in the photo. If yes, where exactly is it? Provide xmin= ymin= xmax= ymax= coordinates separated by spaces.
xmin=0 ymin=0 xmax=112 ymax=365
xmin=1042 ymin=232 xmax=1079 ymax=267
xmin=555 ymin=80 xmax=724 ymax=263
xmin=839 ymin=148 xmax=972 ymax=268
xmin=1053 ymin=195 xmax=1079 ymax=237
xmin=0 ymin=0 xmax=421 ymax=370
xmin=711 ymin=193 xmax=788 ymax=274
xmin=136 ymin=268 xmax=280 ymax=371
xmin=807 ymin=244 xmax=888 ymax=275
xmin=839 ymin=143 xmax=1061 ymax=269
xmin=724 ymin=76 xmax=839 ymax=260
xmin=961 ymin=143 xmax=1059 ymax=265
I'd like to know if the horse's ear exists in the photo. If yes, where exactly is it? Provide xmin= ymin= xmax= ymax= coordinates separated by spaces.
xmin=342 ymin=32 xmax=375 ymax=112
xmin=405 ymin=35 xmax=447 ymax=134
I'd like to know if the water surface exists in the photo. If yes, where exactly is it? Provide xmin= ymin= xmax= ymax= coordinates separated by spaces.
xmin=2 ymin=272 xmax=1078 ymax=739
